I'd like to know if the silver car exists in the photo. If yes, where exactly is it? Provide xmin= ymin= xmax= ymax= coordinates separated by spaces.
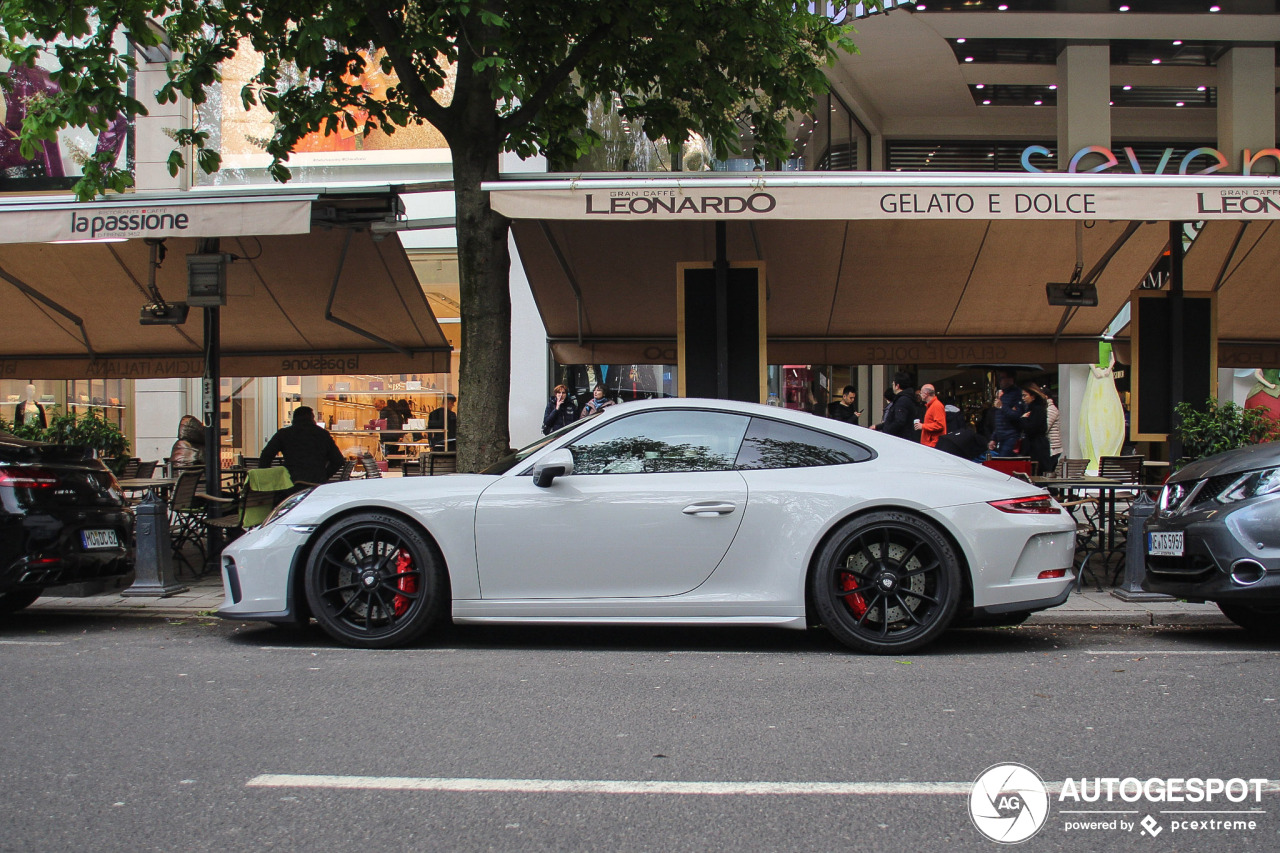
xmin=218 ymin=398 xmax=1076 ymax=653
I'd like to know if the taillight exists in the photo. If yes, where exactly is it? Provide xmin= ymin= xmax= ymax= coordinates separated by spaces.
xmin=988 ymin=495 xmax=1061 ymax=514
xmin=1038 ymin=569 xmax=1067 ymax=579
xmin=0 ymin=466 xmax=59 ymax=488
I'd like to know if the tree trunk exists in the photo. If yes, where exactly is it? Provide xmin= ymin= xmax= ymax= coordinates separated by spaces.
xmin=451 ymin=135 xmax=512 ymax=473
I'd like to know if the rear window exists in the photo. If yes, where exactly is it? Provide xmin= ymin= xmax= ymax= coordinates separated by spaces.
xmin=734 ymin=418 xmax=872 ymax=470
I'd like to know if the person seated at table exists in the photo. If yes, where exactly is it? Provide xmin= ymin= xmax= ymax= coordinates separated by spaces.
xmin=259 ymin=406 xmax=344 ymax=486
xmin=426 ymin=394 xmax=457 ymax=451
xmin=935 ymin=405 xmax=987 ymax=462
xmin=169 ymin=414 xmax=204 ymax=470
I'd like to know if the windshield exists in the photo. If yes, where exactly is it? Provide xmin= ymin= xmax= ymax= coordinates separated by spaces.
xmin=480 ymin=416 xmax=596 ymax=475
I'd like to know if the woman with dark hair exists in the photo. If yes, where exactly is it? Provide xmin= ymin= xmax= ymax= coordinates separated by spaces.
xmin=581 ymin=383 xmax=614 ymax=418
xmin=542 ymin=384 xmax=578 ymax=435
xmin=1016 ymin=383 xmax=1052 ymax=476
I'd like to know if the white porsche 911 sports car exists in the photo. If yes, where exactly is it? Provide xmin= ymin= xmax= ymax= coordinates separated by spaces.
xmin=218 ymin=398 xmax=1076 ymax=653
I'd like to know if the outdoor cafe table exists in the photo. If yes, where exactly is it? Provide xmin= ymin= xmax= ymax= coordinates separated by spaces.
xmin=117 ymin=476 xmax=178 ymax=500
xmin=1031 ymin=475 xmax=1156 ymax=586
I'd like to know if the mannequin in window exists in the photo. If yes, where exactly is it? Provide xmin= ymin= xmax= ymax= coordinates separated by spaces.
xmin=14 ymin=383 xmax=46 ymax=429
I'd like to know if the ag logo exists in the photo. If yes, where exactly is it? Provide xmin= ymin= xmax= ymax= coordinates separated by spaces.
xmin=969 ymin=763 xmax=1050 ymax=844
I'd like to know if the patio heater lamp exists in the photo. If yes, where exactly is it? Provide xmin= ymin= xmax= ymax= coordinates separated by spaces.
xmin=1046 ymin=282 xmax=1098 ymax=307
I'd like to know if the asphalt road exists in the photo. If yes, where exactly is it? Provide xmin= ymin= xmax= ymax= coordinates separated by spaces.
xmin=1 ymin=614 xmax=1277 ymax=853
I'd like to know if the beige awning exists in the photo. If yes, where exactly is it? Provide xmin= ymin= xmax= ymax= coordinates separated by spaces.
xmin=0 ymin=189 xmax=318 ymax=244
xmin=0 ymin=225 xmax=451 ymax=379
xmin=512 ymin=217 xmax=1168 ymax=366
xmin=492 ymin=172 xmax=1280 ymax=366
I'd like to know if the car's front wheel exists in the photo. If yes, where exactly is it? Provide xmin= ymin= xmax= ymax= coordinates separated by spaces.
xmin=811 ymin=511 xmax=962 ymax=654
xmin=303 ymin=513 xmax=446 ymax=648
xmin=1218 ymin=602 xmax=1280 ymax=638
xmin=0 ymin=589 xmax=42 ymax=613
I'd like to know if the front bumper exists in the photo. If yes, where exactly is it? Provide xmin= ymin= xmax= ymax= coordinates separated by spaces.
xmin=1142 ymin=502 xmax=1280 ymax=603
xmin=217 ymin=521 xmax=311 ymax=621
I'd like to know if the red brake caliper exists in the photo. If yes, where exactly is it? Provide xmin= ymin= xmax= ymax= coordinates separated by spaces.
xmin=840 ymin=573 xmax=869 ymax=618
xmin=392 ymin=549 xmax=416 ymax=617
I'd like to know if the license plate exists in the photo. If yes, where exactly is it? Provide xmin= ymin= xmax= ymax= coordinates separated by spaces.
xmin=81 ymin=529 xmax=119 ymax=550
xmin=1148 ymin=530 xmax=1184 ymax=557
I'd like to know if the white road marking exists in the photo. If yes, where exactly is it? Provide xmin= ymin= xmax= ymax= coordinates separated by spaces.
xmin=1084 ymin=649 xmax=1280 ymax=655
xmin=256 ymin=647 xmax=459 ymax=653
xmin=0 ymin=639 xmax=65 ymax=646
xmin=248 ymin=775 xmax=1280 ymax=798
xmin=249 ymin=774 xmax=1024 ymax=796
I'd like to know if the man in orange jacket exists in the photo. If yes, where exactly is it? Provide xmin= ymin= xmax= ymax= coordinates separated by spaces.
xmin=916 ymin=384 xmax=946 ymax=447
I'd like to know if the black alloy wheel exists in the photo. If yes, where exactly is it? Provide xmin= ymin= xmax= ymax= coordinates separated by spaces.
xmin=811 ymin=511 xmax=961 ymax=654
xmin=1217 ymin=602 xmax=1280 ymax=639
xmin=303 ymin=513 xmax=446 ymax=648
xmin=0 ymin=588 xmax=43 ymax=613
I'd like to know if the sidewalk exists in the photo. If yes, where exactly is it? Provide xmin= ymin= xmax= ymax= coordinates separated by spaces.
xmin=26 ymin=574 xmax=1232 ymax=628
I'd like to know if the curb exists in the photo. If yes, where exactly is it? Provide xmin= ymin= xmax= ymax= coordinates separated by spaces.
xmin=1025 ymin=612 xmax=1232 ymax=628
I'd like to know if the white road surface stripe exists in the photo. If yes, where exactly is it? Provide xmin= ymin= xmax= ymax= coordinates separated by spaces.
xmin=1084 ymin=649 xmax=1280 ymax=655
xmin=248 ymin=775 xmax=1019 ymax=796
xmin=247 ymin=775 xmax=1280 ymax=797
xmin=0 ymin=640 xmax=65 ymax=646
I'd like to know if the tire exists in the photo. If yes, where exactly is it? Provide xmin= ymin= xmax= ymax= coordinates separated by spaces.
xmin=811 ymin=511 xmax=962 ymax=654
xmin=303 ymin=513 xmax=447 ymax=648
xmin=0 ymin=589 xmax=42 ymax=613
xmin=1217 ymin=602 xmax=1280 ymax=638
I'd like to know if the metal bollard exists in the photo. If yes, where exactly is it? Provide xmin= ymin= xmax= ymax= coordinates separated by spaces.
xmin=1112 ymin=490 xmax=1171 ymax=602
xmin=122 ymin=488 xmax=189 ymax=597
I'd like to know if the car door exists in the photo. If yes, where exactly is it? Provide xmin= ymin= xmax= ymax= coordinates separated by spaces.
xmin=474 ymin=409 xmax=751 ymax=599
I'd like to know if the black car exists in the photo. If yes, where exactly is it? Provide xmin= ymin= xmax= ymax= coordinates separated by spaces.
xmin=0 ymin=432 xmax=133 ymax=612
xmin=1144 ymin=442 xmax=1280 ymax=636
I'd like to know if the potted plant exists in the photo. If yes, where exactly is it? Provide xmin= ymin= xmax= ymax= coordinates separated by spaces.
xmin=42 ymin=409 xmax=132 ymax=473
xmin=1172 ymin=397 xmax=1279 ymax=464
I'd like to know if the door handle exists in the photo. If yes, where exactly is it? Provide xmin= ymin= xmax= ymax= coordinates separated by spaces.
xmin=682 ymin=502 xmax=737 ymax=516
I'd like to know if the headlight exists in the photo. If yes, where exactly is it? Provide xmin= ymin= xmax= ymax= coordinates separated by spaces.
xmin=262 ymin=488 xmax=313 ymax=526
xmin=1216 ymin=468 xmax=1280 ymax=505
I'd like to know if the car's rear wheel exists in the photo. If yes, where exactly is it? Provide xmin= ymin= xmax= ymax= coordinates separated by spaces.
xmin=0 ymin=589 xmax=42 ymax=613
xmin=303 ymin=513 xmax=446 ymax=648
xmin=1217 ymin=602 xmax=1280 ymax=638
xmin=812 ymin=511 xmax=961 ymax=654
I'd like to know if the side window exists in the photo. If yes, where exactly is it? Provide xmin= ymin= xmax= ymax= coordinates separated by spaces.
xmin=569 ymin=410 xmax=751 ymax=475
xmin=734 ymin=417 xmax=872 ymax=470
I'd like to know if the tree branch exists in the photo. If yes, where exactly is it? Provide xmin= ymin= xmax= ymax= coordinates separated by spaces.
xmin=500 ymin=21 xmax=612 ymax=137
xmin=364 ymin=4 xmax=453 ymax=137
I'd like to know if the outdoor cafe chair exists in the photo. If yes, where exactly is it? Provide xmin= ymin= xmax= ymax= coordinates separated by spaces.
xmin=204 ymin=466 xmax=295 ymax=541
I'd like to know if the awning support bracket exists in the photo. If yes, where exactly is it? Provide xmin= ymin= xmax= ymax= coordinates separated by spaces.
xmin=324 ymin=228 xmax=412 ymax=356
xmin=0 ymin=264 xmax=95 ymax=359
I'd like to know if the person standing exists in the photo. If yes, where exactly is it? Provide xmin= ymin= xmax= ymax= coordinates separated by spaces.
xmin=991 ymin=371 xmax=1025 ymax=456
xmin=542 ymin=384 xmax=579 ymax=435
xmin=427 ymin=394 xmax=457 ymax=450
xmin=581 ymin=383 xmax=614 ymax=418
xmin=259 ymin=406 xmax=343 ymax=486
xmin=1031 ymin=383 xmax=1063 ymax=475
xmin=916 ymin=383 xmax=946 ymax=447
xmin=826 ymin=385 xmax=861 ymax=424
xmin=875 ymin=372 xmax=918 ymax=440
xmin=1016 ymin=383 xmax=1052 ymax=476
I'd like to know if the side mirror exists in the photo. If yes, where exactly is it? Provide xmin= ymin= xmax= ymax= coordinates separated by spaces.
xmin=532 ymin=448 xmax=575 ymax=488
